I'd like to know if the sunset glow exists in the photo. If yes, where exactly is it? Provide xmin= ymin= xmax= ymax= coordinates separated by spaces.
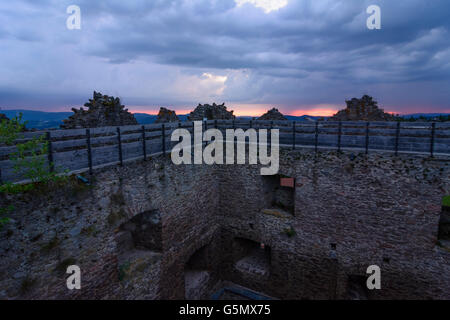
xmin=290 ymin=106 xmax=340 ymax=117
xmin=128 ymin=104 xmax=341 ymax=117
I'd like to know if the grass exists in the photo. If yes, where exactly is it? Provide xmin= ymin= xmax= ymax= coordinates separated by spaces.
xmin=283 ymin=227 xmax=296 ymax=238
xmin=118 ymin=262 xmax=131 ymax=281
xmin=443 ymin=196 xmax=450 ymax=208
xmin=69 ymin=177 xmax=93 ymax=198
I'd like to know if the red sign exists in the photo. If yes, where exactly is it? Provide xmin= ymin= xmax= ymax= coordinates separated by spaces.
xmin=280 ymin=177 xmax=294 ymax=188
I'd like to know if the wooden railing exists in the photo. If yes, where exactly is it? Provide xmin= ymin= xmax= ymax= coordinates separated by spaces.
xmin=1 ymin=120 xmax=449 ymax=183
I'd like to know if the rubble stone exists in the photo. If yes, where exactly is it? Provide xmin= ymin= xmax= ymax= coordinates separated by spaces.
xmin=188 ymin=103 xmax=235 ymax=121
xmin=257 ymin=108 xmax=287 ymax=121
xmin=155 ymin=107 xmax=179 ymax=123
xmin=330 ymin=95 xmax=395 ymax=121
xmin=61 ymin=91 xmax=138 ymax=129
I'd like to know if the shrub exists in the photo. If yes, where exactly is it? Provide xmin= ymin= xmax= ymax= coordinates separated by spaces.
xmin=118 ymin=261 xmax=131 ymax=281
xmin=443 ymin=196 xmax=450 ymax=208
xmin=283 ymin=227 xmax=296 ymax=238
xmin=0 ymin=114 xmax=68 ymax=228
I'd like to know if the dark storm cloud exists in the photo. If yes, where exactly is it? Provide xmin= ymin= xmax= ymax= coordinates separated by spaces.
xmin=0 ymin=0 xmax=449 ymax=114
xmin=80 ymin=0 xmax=450 ymax=74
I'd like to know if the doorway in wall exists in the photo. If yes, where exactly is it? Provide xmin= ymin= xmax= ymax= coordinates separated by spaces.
xmin=262 ymin=174 xmax=295 ymax=215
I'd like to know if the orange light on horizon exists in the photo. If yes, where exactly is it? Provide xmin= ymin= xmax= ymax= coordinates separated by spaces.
xmin=290 ymin=108 xmax=338 ymax=117
xmin=227 ymin=103 xmax=273 ymax=117
xmin=127 ymin=104 xmax=450 ymax=118
xmin=128 ymin=107 xmax=193 ymax=115
xmin=128 ymin=104 xmax=341 ymax=117
xmin=228 ymin=104 xmax=340 ymax=117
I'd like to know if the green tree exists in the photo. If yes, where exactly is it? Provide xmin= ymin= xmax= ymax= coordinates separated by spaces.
xmin=0 ymin=114 xmax=66 ymax=229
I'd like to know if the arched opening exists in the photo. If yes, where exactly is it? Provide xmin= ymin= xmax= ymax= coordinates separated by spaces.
xmin=114 ymin=209 xmax=163 ymax=284
xmin=233 ymin=238 xmax=271 ymax=277
xmin=116 ymin=209 xmax=162 ymax=253
xmin=184 ymin=245 xmax=211 ymax=300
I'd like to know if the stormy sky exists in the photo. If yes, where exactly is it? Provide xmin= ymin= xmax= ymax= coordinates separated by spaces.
xmin=0 ymin=0 xmax=449 ymax=116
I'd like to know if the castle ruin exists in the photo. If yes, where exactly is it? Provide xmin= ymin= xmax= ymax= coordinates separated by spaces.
xmin=0 ymin=148 xmax=449 ymax=300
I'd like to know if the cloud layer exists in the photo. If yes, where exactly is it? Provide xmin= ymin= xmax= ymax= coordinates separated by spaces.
xmin=0 ymin=0 xmax=449 ymax=115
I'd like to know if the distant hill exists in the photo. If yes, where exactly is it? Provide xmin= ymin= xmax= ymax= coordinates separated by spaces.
xmin=1 ymin=109 xmax=73 ymax=129
xmin=134 ymin=113 xmax=188 ymax=124
xmin=0 ymin=110 xmax=190 ymax=129
xmin=285 ymin=115 xmax=326 ymax=121
xmin=133 ymin=113 xmax=157 ymax=124
xmin=239 ymin=115 xmax=325 ymax=121
xmin=1 ymin=109 xmax=448 ymax=129
xmin=400 ymin=113 xmax=450 ymax=119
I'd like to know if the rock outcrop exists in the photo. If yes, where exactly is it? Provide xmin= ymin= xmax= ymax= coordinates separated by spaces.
xmin=257 ymin=108 xmax=287 ymax=121
xmin=0 ymin=113 xmax=9 ymax=122
xmin=329 ymin=95 xmax=395 ymax=121
xmin=61 ymin=91 xmax=138 ymax=129
xmin=188 ymin=103 xmax=235 ymax=121
xmin=0 ymin=113 xmax=29 ymax=131
xmin=155 ymin=107 xmax=179 ymax=123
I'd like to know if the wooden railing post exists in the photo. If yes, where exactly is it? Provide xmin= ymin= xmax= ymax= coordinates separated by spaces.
xmin=365 ymin=122 xmax=370 ymax=155
xmin=292 ymin=121 xmax=296 ymax=150
xmin=176 ymin=122 xmax=182 ymax=154
xmin=315 ymin=121 xmax=319 ymax=153
xmin=395 ymin=122 xmax=401 ymax=156
xmin=337 ymin=121 xmax=342 ymax=152
xmin=86 ymin=129 xmax=93 ymax=175
xmin=269 ymin=121 xmax=273 ymax=149
xmin=117 ymin=127 xmax=123 ymax=166
xmin=161 ymin=124 xmax=166 ymax=155
xmin=203 ymin=120 xmax=207 ymax=147
xmin=192 ymin=122 xmax=195 ymax=155
xmin=46 ymin=131 xmax=54 ymax=172
xmin=142 ymin=125 xmax=147 ymax=161
xmin=430 ymin=122 xmax=436 ymax=157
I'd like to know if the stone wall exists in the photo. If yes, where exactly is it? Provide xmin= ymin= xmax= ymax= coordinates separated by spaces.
xmin=0 ymin=149 xmax=449 ymax=300
xmin=0 ymin=156 xmax=218 ymax=300
xmin=218 ymin=149 xmax=450 ymax=299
